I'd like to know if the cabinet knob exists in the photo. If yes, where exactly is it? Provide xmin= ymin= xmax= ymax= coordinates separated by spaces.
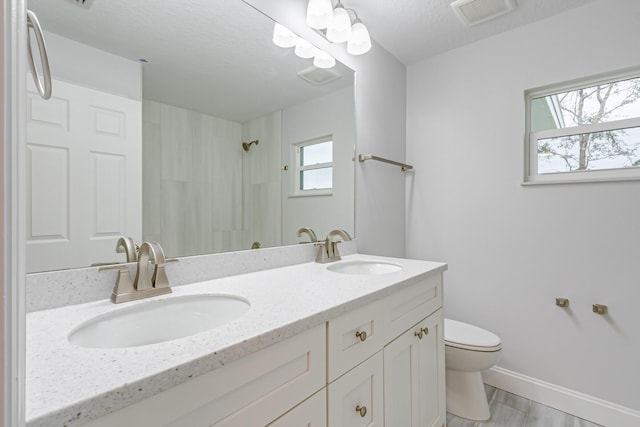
xmin=355 ymin=405 xmax=367 ymax=417
xmin=355 ymin=330 xmax=367 ymax=342
xmin=414 ymin=327 xmax=429 ymax=339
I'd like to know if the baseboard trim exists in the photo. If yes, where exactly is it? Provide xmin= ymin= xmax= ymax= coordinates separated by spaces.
xmin=484 ymin=366 xmax=640 ymax=427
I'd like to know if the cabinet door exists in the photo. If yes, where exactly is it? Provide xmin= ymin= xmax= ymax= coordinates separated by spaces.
xmin=328 ymin=351 xmax=384 ymax=427
xmin=384 ymin=309 xmax=445 ymax=427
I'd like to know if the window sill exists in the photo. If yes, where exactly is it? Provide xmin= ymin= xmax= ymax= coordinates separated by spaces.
xmin=522 ymin=172 xmax=640 ymax=186
xmin=289 ymin=191 xmax=333 ymax=198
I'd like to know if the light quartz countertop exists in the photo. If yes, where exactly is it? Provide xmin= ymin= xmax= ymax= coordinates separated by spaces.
xmin=26 ymin=254 xmax=447 ymax=427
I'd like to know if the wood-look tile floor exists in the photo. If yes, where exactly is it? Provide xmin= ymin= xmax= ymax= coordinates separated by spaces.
xmin=446 ymin=385 xmax=603 ymax=427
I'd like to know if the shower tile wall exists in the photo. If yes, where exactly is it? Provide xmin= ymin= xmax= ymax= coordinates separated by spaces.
xmin=242 ymin=112 xmax=282 ymax=249
xmin=142 ymin=100 xmax=245 ymax=257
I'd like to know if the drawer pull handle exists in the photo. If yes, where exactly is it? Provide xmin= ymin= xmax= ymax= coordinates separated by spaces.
xmin=414 ymin=327 xmax=429 ymax=339
xmin=355 ymin=330 xmax=367 ymax=342
xmin=355 ymin=405 xmax=367 ymax=417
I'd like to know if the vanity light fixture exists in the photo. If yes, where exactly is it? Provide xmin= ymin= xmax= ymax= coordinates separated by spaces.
xmin=294 ymin=38 xmax=318 ymax=59
xmin=272 ymin=23 xmax=337 ymax=69
xmin=326 ymin=1 xmax=351 ymax=43
xmin=309 ymin=0 xmax=372 ymax=55
xmin=313 ymin=50 xmax=336 ymax=69
xmin=273 ymin=1 xmax=372 ymax=60
xmin=346 ymin=15 xmax=371 ymax=55
xmin=306 ymin=0 xmax=334 ymax=29
xmin=272 ymin=23 xmax=297 ymax=48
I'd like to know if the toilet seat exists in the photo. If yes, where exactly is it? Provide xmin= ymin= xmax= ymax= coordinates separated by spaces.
xmin=445 ymin=319 xmax=502 ymax=352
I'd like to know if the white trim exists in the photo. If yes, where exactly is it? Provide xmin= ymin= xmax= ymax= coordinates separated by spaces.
xmin=532 ymin=117 xmax=640 ymax=141
xmin=526 ymin=67 xmax=640 ymax=100
xmin=484 ymin=366 xmax=640 ymax=427
xmin=3 ymin=0 xmax=26 ymax=425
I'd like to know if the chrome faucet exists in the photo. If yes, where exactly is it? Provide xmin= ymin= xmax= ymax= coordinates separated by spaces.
xmin=100 ymin=241 xmax=176 ymax=303
xmin=115 ymin=236 xmax=138 ymax=263
xmin=296 ymin=227 xmax=318 ymax=243
xmin=316 ymin=229 xmax=352 ymax=263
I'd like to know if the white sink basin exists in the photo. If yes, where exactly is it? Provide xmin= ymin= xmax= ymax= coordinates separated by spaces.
xmin=327 ymin=260 xmax=403 ymax=275
xmin=68 ymin=294 xmax=251 ymax=348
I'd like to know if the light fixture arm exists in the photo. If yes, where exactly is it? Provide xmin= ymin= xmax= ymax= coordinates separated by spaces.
xmin=344 ymin=7 xmax=359 ymax=24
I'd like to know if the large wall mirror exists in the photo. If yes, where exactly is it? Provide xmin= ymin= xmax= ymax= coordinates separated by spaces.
xmin=26 ymin=0 xmax=356 ymax=273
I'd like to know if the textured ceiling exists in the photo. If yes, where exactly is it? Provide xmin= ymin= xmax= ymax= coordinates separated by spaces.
xmin=27 ymin=0 xmax=354 ymax=122
xmin=27 ymin=0 xmax=602 ymax=119
xmin=345 ymin=0 xmax=601 ymax=64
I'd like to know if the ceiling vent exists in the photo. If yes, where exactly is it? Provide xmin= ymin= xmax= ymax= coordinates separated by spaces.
xmin=451 ymin=0 xmax=516 ymax=27
xmin=297 ymin=66 xmax=341 ymax=86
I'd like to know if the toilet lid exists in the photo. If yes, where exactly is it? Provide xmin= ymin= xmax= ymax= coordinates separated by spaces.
xmin=444 ymin=319 xmax=501 ymax=350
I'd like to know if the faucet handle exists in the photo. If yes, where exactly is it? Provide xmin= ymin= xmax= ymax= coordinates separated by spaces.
xmin=99 ymin=264 xmax=135 ymax=303
xmin=143 ymin=242 xmax=179 ymax=289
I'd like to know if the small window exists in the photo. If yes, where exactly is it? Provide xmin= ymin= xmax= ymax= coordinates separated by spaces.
xmin=525 ymin=69 xmax=640 ymax=184
xmin=293 ymin=137 xmax=333 ymax=195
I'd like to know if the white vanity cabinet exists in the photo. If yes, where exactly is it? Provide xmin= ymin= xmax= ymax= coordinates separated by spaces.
xmin=326 ymin=273 xmax=445 ymax=427
xmin=81 ymin=272 xmax=445 ymax=427
xmin=83 ymin=325 xmax=327 ymax=427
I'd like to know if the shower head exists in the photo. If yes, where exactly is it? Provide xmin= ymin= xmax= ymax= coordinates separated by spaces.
xmin=242 ymin=140 xmax=259 ymax=152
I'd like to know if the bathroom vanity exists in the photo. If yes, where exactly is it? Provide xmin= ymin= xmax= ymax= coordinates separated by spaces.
xmin=26 ymin=254 xmax=446 ymax=426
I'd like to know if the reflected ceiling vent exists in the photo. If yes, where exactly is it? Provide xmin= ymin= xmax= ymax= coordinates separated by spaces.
xmin=451 ymin=0 xmax=516 ymax=27
xmin=297 ymin=66 xmax=341 ymax=86
xmin=67 ymin=0 xmax=94 ymax=7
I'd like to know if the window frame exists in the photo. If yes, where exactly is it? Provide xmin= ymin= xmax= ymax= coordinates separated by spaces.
xmin=524 ymin=67 xmax=640 ymax=185
xmin=291 ymin=136 xmax=334 ymax=197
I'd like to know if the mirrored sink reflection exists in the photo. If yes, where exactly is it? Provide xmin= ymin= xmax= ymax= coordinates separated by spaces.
xmin=68 ymin=295 xmax=251 ymax=348
xmin=327 ymin=260 xmax=403 ymax=275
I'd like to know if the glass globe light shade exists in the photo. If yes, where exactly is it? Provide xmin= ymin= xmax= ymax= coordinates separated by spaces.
xmin=347 ymin=20 xmax=372 ymax=55
xmin=313 ymin=50 xmax=336 ymax=69
xmin=295 ymin=38 xmax=317 ymax=59
xmin=272 ymin=23 xmax=297 ymax=48
xmin=306 ymin=0 xmax=334 ymax=29
xmin=326 ymin=6 xmax=352 ymax=43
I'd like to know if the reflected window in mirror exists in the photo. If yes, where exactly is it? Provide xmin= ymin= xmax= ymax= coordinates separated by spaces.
xmin=295 ymin=137 xmax=333 ymax=195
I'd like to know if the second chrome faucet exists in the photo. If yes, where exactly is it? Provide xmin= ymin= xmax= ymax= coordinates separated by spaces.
xmin=315 ymin=229 xmax=352 ymax=263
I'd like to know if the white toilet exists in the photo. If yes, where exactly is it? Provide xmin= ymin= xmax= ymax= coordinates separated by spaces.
xmin=444 ymin=318 xmax=502 ymax=421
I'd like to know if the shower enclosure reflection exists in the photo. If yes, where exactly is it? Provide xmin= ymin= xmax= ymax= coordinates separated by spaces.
xmin=25 ymin=0 xmax=355 ymax=273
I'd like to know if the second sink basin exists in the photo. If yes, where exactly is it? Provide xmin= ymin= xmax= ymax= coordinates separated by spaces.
xmin=68 ymin=294 xmax=251 ymax=348
xmin=327 ymin=260 xmax=403 ymax=275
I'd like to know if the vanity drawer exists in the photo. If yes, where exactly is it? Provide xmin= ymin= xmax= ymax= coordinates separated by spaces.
xmin=84 ymin=325 xmax=326 ymax=427
xmin=327 ymin=351 xmax=384 ymax=427
xmin=327 ymin=299 xmax=386 ymax=382
xmin=383 ymin=274 xmax=443 ymax=343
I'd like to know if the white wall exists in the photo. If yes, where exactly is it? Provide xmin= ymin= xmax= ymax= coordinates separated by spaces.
xmin=407 ymin=0 xmax=640 ymax=412
xmin=43 ymin=32 xmax=141 ymax=100
xmin=281 ymin=87 xmax=355 ymax=245
xmin=245 ymin=0 xmax=407 ymax=257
